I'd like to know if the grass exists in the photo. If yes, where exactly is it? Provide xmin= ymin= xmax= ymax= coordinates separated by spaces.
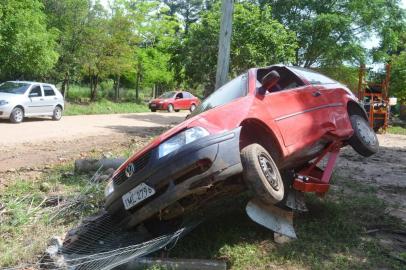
xmin=1 ymin=165 xmax=405 ymax=269
xmin=388 ymin=125 xmax=406 ymax=135
xmin=0 ymin=165 xmax=104 ymax=267
xmin=64 ymin=99 xmax=149 ymax=116
xmin=171 ymin=177 xmax=405 ymax=270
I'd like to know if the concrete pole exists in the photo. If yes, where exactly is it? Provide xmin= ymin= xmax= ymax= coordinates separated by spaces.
xmin=214 ymin=0 xmax=234 ymax=90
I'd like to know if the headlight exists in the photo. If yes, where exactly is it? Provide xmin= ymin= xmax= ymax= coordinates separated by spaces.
xmin=104 ymin=180 xmax=114 ymax=197
xmin=158 ymin=127 xmax=209 ymax=158
xmin=0 ymin=100 xmax=9 ymax=106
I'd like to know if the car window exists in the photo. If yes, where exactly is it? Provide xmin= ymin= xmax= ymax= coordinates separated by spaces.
xmin=43 ymin=85 xmax=55 ymax=96
xmin=290 ymin=67 xmax=337 ymax=85
xmin=29 ymin=85 xmax=42 ymax=97
xmin=257 ymin=67 xmax=305 ymax=93
xmin=183 ymin=92 xmax=191 ymax=98
xmin=159 ymin=92 xmax=176 ymax=99
xmin=190 ymin=73 xmax=248 ymax=116
xmin=175 ymin=92 xmax=183 ymax=99
xmin=0 ymin=82 xmax=30 ymax=94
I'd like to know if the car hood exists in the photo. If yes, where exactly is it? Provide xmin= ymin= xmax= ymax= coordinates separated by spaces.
xmin=113 ymin=113 xmax=218 ymax=176
xmin=0 ymin=92 xmax=22 ymax=100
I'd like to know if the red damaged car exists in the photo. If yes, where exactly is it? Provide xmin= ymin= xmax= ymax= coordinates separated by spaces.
xmin=103 ymin=65 xmax=378 ymax=233
xmin=148 ymin=91 xmax=200 ymax=112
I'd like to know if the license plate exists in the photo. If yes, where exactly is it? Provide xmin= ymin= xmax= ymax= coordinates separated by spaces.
xmin=122 ymin=183 xmax=155 ymax=210
xmin=150 ymin=103 xmax=157 ymax=107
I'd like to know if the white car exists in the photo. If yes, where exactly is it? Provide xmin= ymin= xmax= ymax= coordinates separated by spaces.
xmin=0 ymin=81 xmax=64 ymax=123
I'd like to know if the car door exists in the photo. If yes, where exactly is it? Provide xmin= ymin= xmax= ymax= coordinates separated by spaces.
xmin=42 ymin=84 xmax=58 ymax=114
xmin=26 ymin=85 xmax=46 ymax=115
xmin=182 ymin=92 xmax=193 ymax=109
xmin=174 ymin=92 xmax=186 ymax=109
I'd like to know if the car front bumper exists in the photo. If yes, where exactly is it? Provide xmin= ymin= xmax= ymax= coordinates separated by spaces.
xmin=149 ymin=102 xmax=165 ymax=110
xmin=104 ymin=127 xmax=243 ymax=228
xmin=0 ymin=104 xmax=14 ymax=119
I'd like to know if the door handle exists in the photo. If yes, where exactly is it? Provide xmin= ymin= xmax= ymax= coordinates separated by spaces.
xmin=40 ymin=98 xmax=44 ymax=101
xmin=312 ymin=91 xmax=321 ymax=97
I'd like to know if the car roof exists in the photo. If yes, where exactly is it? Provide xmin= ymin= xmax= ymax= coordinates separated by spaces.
xmin=7 ymin=81 xmax=55 ymax=86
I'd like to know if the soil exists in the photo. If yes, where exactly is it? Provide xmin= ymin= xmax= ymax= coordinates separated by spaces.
xmin=336 ymin=134 xmax=406 ymax=222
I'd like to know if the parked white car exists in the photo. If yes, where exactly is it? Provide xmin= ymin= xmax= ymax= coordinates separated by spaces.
xmin=0 ymin=81 xmax=64 ymax=123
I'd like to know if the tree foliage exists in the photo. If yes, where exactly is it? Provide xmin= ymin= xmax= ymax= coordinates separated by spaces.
xmin=0 ymin=0 xmax=58 ymax=80
xmin=174 ymin=2 xmax=297 ymax=94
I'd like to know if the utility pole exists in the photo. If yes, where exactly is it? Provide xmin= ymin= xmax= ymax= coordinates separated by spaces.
xmin=215 ymin=0 xmax=234 ymax=90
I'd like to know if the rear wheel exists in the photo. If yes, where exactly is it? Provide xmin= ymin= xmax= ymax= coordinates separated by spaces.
xmin=349 ymin=114 xmax=379 ymax=157
xmin=241 ymin=144 xmax=284 ymax=204
xmin=167 ymin=104 xmax=174 ymax=112
xmin=10 ymin=107 xmax=24 ymax=123
xmin=52 ymin=106 xmax=62 ymax=121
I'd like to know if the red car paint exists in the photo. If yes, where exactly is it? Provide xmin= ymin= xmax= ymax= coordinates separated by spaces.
xmin=116 ymin=65 xmax=359 ymax=177
xmin=149 ymin=91 xmax=200 ymax=111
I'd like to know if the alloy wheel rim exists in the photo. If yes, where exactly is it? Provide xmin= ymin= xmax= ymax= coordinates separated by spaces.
xmin=15 ymin=110 xmax=23 ymax=122
xmin=258 ymin=154 xmax=280 ymax=191
xmin=55 ymin=108 xmax=62 ymax=119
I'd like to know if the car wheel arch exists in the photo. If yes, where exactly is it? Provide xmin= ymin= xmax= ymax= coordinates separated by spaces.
xmin=239 ymin=118 xmax=284 ymax=166
xmin=347 ymin=100 xmax=368 ymax=120
xmin=14 ymin=105 xmax=25 ymax=114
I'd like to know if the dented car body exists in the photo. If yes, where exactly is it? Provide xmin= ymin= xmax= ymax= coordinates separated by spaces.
xmin=104 ymin=64 xmax=378 ymax=232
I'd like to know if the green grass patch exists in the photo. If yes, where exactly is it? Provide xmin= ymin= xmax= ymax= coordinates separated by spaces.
xmin=171 ymin=180 xmax=405 ymax=270
xmin=388 ymin=125 xmax=406 ymax=135
xmin=0 ymin=165 xmax=104 ymax=267
xmin=1 ymin=163 xmax=405 ymax=269
xmin=64 ymin=99 xmax=149 ymax=116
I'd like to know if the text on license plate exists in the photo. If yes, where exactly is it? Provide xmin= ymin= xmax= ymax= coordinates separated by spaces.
xmin=122 ymin=183 xmax=155 ymax=210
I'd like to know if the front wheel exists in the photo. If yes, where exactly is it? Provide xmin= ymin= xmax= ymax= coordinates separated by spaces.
xmin=10 ymin=107 xmax=24 ymax=123
xmin=349 ymin=114 xmax=379 ymax=157
xmin=241 ymin=144 xmax=284 ymax=204
xmin=150 ymin=109 xmax=156 ymax=112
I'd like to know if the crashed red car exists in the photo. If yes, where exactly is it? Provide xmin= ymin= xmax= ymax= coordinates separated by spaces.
xmin=104 ymin=65 xmax=378 ymax=232
xmin=148 ymin=91 xmax=200 ymax=112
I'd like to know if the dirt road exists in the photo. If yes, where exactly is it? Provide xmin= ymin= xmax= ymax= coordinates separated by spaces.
xmin=0 ymin=112 xmax=187 ymax=171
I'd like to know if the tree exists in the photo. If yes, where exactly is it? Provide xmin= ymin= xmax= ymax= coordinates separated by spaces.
xmin=0 ymin=0 xmax=58 ymax=81
xmin=176 ymin=2 xmax=297 ymax=95
xmin=42 ymin=0 xmax=90 ymax=97
xmin=390 ymin=52 xmax=406 ymax=103
xmin=263 ymin=0 xmax=406 ymax=67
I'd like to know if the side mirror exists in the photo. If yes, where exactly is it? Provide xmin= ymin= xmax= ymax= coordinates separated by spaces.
xmin=29 ymin=92 xmax=39 ymax=97
xmin=261 ymin=70 xmax=280 ymax=92
xmin=175 ymin=96 xmax=181 ymax=100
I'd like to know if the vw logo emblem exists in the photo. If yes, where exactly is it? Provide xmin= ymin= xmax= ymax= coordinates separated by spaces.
xmin=125 ymin=163 xmax=135 ymax=178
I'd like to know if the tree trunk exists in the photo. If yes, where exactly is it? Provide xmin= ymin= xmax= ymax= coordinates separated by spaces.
xmin=135 ymin=64 xmax=141 ymax=102
xmin=90 ymin=75 xmax=99 ymax=102
xmin=114 ymin=75 xmax=120 ymax=101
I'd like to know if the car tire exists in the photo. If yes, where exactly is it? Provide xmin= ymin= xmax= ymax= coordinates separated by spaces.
xmin=190 ymin=104 xmax=196 ymax=112
xmin=9 ymin=107 xmax=24 ymax=123
xmin=52 ymin=106 xmax=63 ymax=121
xmin=241 ymin=143 xmax=284 ymax=204
xmin=167 ymin=104 xmax=174 ymax=113
xmin=349 ymin=114 xmax=379 ymax=157
xmin=151 ymin=109 xmax=156 ymax=112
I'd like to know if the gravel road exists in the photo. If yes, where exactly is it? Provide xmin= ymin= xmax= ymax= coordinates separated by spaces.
xmin=0 ymin=112 xmax=187 ymax=172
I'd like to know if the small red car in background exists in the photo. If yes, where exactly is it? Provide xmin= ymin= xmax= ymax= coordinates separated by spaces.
xmin=148 ymin=91 xmax=200 ymax=112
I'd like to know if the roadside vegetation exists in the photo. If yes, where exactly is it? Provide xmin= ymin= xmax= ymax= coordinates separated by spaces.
xmin=64 ymin=100 xmax=148 ymax=116
xmin=388 ymin=125 xmax=406 ymax=136
xmin=1 ymin=163 xmax=404 ymax=269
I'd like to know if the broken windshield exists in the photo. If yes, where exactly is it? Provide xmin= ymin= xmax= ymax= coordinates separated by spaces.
xmin=190 ymin=73 xmax=248 ymax=116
